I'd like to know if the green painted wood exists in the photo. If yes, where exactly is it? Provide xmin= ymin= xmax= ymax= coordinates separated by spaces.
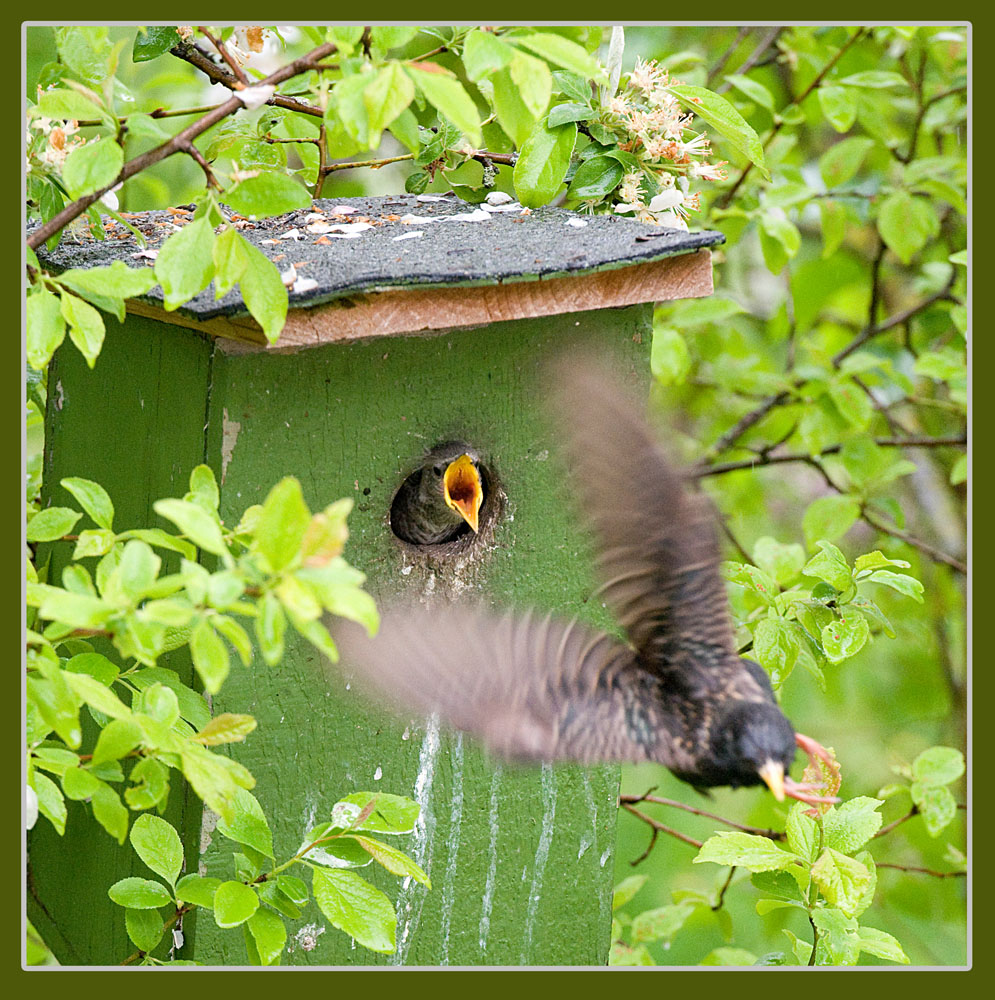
xmin=32 ymin=301 xmax=654 ymax=966
xmin=195 ymin=306 xmax=652 ymax=966
xmin=30 ymin=314 xmax=214 ymax=965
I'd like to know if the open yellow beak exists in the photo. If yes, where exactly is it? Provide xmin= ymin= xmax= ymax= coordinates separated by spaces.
xmin=758 ymin=760 xmax=786 ymax=801
xmin=443 ymin=454 xmax=483 ymax=533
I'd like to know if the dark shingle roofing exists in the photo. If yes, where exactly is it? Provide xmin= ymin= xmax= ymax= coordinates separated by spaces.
xmin=36 ymin=194 xmax=724 ymax=320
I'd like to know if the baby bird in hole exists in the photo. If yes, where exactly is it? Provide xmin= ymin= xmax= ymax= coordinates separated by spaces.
xmin=389 ymin=441 xmax=485 ymax=546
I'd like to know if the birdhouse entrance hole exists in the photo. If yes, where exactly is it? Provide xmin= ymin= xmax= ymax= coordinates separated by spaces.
xmin=389 ymin=442 xmax=502 ymax=556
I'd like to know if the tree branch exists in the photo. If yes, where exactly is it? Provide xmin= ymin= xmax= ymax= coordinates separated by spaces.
xmin=198 ymin=26 xmax=249 ymax=86
xmin=875 ymin=863 xmax=966 ymax=878
xmin=27 ymin=41 xmax=337 ymax=250
xmin=620 ymin=791 xmax=786 ymax=840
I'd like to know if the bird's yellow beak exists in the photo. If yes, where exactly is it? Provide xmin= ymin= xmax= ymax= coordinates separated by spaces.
xmin=758 ymin=760 xmax=786 ymax=801
xmin=443 ymin=454 xmax=483 ymax=533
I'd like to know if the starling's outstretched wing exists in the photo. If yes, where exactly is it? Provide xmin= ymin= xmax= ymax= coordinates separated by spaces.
xmin=334 ymin=603 xmax=682 ymax=767
xmin=552 ymin=362 xmax=739 ymax=676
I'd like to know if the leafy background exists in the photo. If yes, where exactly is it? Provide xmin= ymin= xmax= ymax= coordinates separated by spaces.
xmin=24 ymin=24 xmax=966 ymax=966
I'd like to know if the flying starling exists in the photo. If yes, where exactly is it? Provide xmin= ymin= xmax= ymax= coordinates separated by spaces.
xmin=389 ymin=441 xmax=485 ymax=545
xmin=340 ymin=364 xmax=834 ymax=804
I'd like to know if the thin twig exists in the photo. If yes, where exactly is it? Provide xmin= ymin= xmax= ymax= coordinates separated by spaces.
xmin=719 ymin=27 xmax=867 ymax=207
xmin=620 ymin=792 xmax=785 ymax=840
xmin=27 ymin=40 xmax=337 ymax=249
xmin=697 ymin=434 xmax=967 ymax=477
xmin=876 ymin=863 xmax=966 ymax=878
xmin=707 ymin=27 xmax=752 ymax=88
xmin=718 ymin=26 xmax=783 ymax=91
xmin=621 ymin=802 xmax=704 ymax=859
xmin=198 ymin=26 xmax=249 ymax=86
xmin=713 ymin=866 xmax=738 ymax=910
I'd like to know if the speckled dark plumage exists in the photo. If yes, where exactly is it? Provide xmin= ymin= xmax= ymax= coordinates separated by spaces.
xmin=389 ymin=441 xmax=483 ymax=545
xmin=339 ymin=364 xmax=805 ymax=796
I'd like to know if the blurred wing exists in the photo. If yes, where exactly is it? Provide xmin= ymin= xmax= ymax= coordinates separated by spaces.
xmin=332 ymin=603 xmax=669 ymax=765
xmin=552 ymin=361 xmax=738 ymax=669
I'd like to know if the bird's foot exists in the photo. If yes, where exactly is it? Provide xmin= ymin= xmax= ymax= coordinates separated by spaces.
xmin=793 ymin=732 xmax=842 ymax=812
xmin=782 ymin=777 xmax=840 ymax=806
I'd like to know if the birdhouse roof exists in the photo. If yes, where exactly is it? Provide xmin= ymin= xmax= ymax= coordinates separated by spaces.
xmin=36 ymin=194 xmax=724 ymax=350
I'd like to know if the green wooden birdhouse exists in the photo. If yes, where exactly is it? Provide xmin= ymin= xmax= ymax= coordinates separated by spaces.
xmin=30 ymin=194 xmax=722 ymax=966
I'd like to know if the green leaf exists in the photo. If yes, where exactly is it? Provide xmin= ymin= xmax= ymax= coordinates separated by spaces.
xmin=33 ymin=87 xmax=109 ymax=123
xmin=866 ymin=570 xmax=924 ymax=603
xmin=802 ymin=496 xmax=860 ymax=550
xmin=568 ymin=153 xmax=623 ymax=200
xmin=818 ymin=85 xmax=857 ymax=132
xmin=63 ymin=671 xmax=131 ymax=718
xmin=130 ymin=814 xmax=184 ymax=886
xmin=724 ymin=73 xmax=775 ymax=111
xmin=27 ymin=507 xmax=81 ymax=542
xmin=828 ymin=378 xmax=873 ymax=429
xmin=785 ymin=802 xmax=819 ymax=862
xmin=216 ymin=787 xmax=275 ymax=858
xmin=56 ymin=261 xmax=156 ymax=310
xmin=839 ymin=71 xmax=909 ymax=90
xmin=812 ymin=908 xmax=860 ymax=964
xmin=32 ymin=771 xmax=67 ymax=834
xmin=27 ymin=288 xmax=68 ymax=369
xmin=512 ymin=31 xmax=602 ymax=78
xmin=213 ymin=881 xmax=259 ymax=929
xmin=60 ymin=292 xmax=105 ymax=368
xmin=247 ymin=908 xmax=287 ymax=966
xmin=253 ymin=477 xmax=311 ymax=572
xmin=751 ymin=870 xmax=805 ymax=902
xmin=153 ymin=498 xmax=228 ymax=557
xmin=60 ymin=477 xmax=114 ymax=529
xmin=462 ymin=29 xmax=514 ymax=80
xmin=124 ymin=757 xmax=169 ymax=811
xmin=193 ymin=712 xmax=257 ymax=746
xmin=722 ymin=561 xmax=778 ymax=605
xmin=311 ymin=868 xmax=396 ymax=954
xmin=492 ymin=66 xmax=538 ymax=147
xmin=612 ymin=874 xmax=648 ymax=910
xmin=212 ymin=227 xmax=248 ymax=299
xmin=912 ymin=746 xmax=964 ymax=786
xmin=364 ymin=63 xmax=415 ymax=138
xmin=668 ymin=84 xmax=769 ymax=180
xmin=802 ymin=541 xmax=852 ymax=592
xmin=694 ymin=832 xmax=802 ymax=872
xmin=820 ymin=199 xmax=848 ymax=258
xmin=62 ymin=765 xmax=102 ymax=800
xmin=225 ymin=173 xmax=311 ymax=218
xmin=950 ymin=453 xmax=967 ymax=486
xmin=811 ymin=849 xmax=872 ymax=917
xmin=752 ymin=537 xmax=805 ymax=586
xmin=513 ymin=120 xmax=578 ymax=208
xmin=877 ymin=190 xmax=938 ymax=265
xmin=337 ymin=792 xmax=420 ymax=835
xmin=352 ymin=836 xmax=431 ymax=886
xmin=822 ymin=797 xmax=883 ymax=854
xmin=108 ymin=877 xmax=172 ymax=909
xmin=820 ymin=614 xmax=870 ymax=663
xmin=700 ymin=947 xmax=759 ymax=966
xmin=91 ymin=717 xmax=144 ymax=766
xmin=133 ymin=25 xmax=181 ymax=62
xmin=190 ymin=619 xmax=230 ymax=695
xmin=175 ymin=874 xmax=222 ymax=908
xmin=820 ymin=136 xmax=875 ymax=188
xmin=238 ymin=235 xmax=288 ymax=344
xmin=256 ymin=592 xmax=286 ymax=666
xmin=547 ymin=101 xmax=593 ymax=127
xmin=125 ymin=907 xmax=165 ymax=953
xmin=62 ymin=137 xmax=123 ymax=199
xmin=910 ymin=783 xmax=957 ymax=837
xmin=406 ymin=65 xmax=482 ymax=147
xmin=648 ymin=326 xmax=691 ymax=386
xmin=154 ymin=216 xmax=216 ymax=311
xmin=631 ymin=902 xmax=696 ymax=944
xmin=853 ymin=551 xmax=910 ymax=574
xmin=856 ymin=926 xmax=910 ymax=964
xmin=753 ymin=618 xmax=802 ymax=688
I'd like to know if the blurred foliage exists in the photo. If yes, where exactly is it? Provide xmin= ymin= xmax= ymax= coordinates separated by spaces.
xmin=24 ymin=25 xmax=966 ymax=966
